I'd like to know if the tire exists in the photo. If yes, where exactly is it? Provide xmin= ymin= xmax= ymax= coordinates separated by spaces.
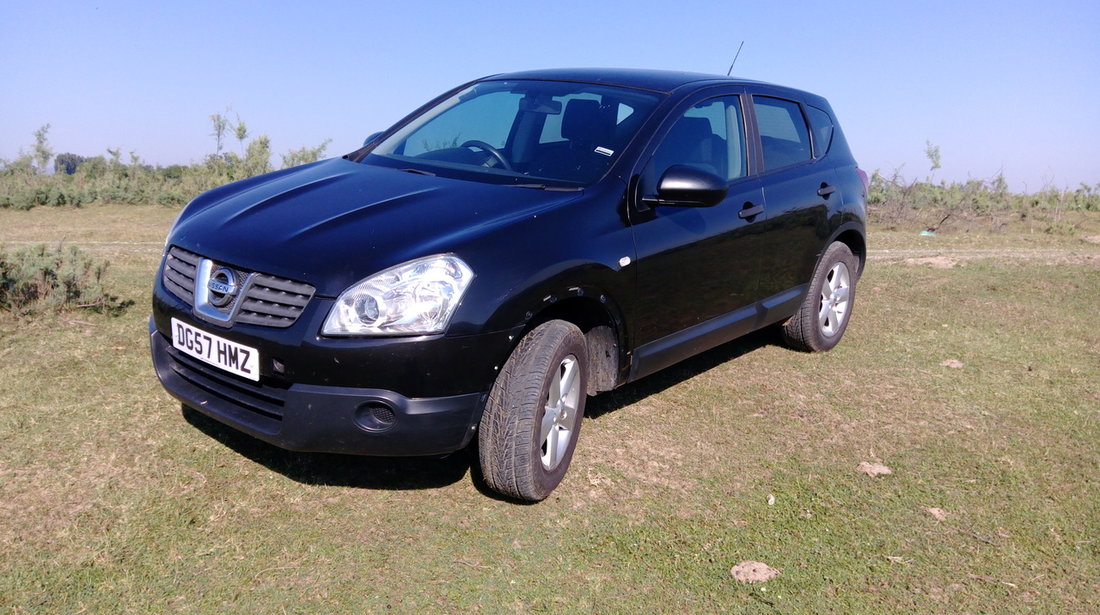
xmin=782 ymin=242 xmax=858 ymax=352
xmin=478 ymin=320 xmax=588 ymax=501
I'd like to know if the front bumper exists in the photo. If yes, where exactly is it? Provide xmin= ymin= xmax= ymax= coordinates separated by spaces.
xmin=150 ymin=320 xmax=488 ymax=456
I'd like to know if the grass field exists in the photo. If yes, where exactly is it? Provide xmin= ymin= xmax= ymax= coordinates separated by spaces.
xmin=1 ymin=204 xmax=1098 ymax=613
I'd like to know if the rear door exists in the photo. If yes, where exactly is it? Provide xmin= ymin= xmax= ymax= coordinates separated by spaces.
xmin=749 ymin=93 xmax=838 ymax=298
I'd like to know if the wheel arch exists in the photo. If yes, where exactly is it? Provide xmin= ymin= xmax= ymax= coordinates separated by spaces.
xmin=828 ymin=223 xmax=867 ymax=276
xmin=518 ymin=294 xmax=625 ymax=396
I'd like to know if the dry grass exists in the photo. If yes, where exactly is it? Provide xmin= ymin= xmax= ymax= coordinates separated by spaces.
xmin=1 ymin=204 xmax=1098 ymax=613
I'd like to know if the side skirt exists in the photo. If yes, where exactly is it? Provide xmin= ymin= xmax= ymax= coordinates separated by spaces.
xmin=627 ymin=284 xmax=807 ymax=382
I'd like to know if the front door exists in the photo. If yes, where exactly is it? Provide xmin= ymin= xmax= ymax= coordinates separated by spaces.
xmin=629 ymin=93 xmax=769 ymax=358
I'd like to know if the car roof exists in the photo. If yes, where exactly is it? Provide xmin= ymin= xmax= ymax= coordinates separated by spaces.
xmin=483 ymin=68 xmax=771 ymax=94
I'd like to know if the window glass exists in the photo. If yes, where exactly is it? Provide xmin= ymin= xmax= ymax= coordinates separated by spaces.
xmin=369 ymin=80 xmax=662 ymax=186
xmin=650 ymin=96 xmax=746 ymax=181
xmin=401 ymin=90 xmax=521 ymax=156
xmin=539 ymin=97 xmax=642 ymax=144
xmin=539 ymin=93 xmax=600 ymax=144
xmin=369 ymin=82 xmax=660 ymax=188
xmin=753 ymin=96 xmax=811 ymax=170
xmin=806 ymin=105 xmax=833 ymax=158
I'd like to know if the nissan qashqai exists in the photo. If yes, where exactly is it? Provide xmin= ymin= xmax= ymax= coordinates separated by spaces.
xmin=151 ymin=69 xmax=867 ymax=501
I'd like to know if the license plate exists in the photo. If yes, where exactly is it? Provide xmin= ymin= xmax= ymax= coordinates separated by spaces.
xmin=171 ymin=318 xmax=260 ymax=381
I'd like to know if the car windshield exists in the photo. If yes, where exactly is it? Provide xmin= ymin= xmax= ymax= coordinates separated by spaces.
xmin=363 ymin=80 xmax=663 ymax=187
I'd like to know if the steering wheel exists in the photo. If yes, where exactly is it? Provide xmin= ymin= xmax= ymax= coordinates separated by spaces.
xmin=460 ymin=140 xmax=513 ymax=171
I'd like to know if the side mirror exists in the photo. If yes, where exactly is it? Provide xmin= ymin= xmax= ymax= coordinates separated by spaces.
xmin=641 ymin=165 xmax=728 ymax=208
xmin=362 ymin=132 xmax=384 ymax=147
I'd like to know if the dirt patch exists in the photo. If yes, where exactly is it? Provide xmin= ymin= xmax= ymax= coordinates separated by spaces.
xmin=923 ymin=506 xmax=949 ymax=521
xmin=578 ymin=401 xmax=704 ymax=501
xmin=730 ymin=561 xmax=781 ymax=583
xmin=872 ymin=247 xmax=1100 ymax=267
xmin=1052 ymin=253 xmax=1100 ymax=267
xmin=904 ymin=256 xmax=958 ymax=269
xmin=857 ymin=461 xmax=893 ymax=477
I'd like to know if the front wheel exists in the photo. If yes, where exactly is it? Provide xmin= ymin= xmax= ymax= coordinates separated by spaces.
xmin=782 ymin=242 xmax=859 ymax=352
xmin=478 ymin=320 xmax=588 ymax=501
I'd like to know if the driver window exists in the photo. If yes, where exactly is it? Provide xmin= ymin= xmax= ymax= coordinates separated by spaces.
xmin=650 ymin=96 xmax=746 ymax=181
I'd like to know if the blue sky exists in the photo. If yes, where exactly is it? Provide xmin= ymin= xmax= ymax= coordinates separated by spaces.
xmin=2 ymin=0 xmax=1098 ymax=192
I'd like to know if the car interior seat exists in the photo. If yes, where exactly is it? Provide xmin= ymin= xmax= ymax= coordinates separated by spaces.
xmin=653 ymin=117 xmax=727 ymax=179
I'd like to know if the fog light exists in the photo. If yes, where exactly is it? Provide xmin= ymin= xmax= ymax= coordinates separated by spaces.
xmin=355 ymin=401 xmax=397 ymax=432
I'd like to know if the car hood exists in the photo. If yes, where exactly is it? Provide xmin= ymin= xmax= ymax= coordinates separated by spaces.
xmin=169 ymin=158 xmax=585 ymax=296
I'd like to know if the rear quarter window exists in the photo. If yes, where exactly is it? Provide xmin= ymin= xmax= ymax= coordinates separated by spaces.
xmin=806 ymin=106 xmax=834 ymax=158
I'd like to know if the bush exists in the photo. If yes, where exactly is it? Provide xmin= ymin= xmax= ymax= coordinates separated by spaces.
xmin=0 ymin=119 xmax=331 ymax=211
xmin=867 ymin=171 xmax=1100 ymax=232
xmin=0 ymin=244 xmax=129 ymax=316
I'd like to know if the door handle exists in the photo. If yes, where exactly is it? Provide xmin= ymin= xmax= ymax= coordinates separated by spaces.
xmin=817 ymin=183 xmax=836 ymax=197
xmin=738 ymin=203 xmax=764 ymax=219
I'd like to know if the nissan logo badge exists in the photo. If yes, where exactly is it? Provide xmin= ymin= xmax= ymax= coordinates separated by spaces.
xmin=207 ymin=268 xmax=238 ymax=307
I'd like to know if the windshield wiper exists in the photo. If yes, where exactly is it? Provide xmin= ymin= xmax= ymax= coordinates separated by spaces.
xmin=399 ymin=168 xmax=436 ymax=176
xmin=510 ymin=183 xmax=583 ymax=192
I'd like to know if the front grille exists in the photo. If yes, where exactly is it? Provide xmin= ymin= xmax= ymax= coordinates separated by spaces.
xmin=167 ymin=345 xmax=287 ymax=422
xmin=162 ymin=246 xmax=315 ymax=328
xmin=236 ymin=274 xmax=315 ymax=327
xmin=163 ymin=246 xmax=200 ymax=304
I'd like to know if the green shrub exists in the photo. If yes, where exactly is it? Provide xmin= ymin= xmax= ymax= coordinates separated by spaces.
xmin=868 ymin=171 xmax=1100 ymax=232
xmin=0 ymin=119 xmax=331 ymax=211
xmin=0 ymin=244 xmax=129 ymax=316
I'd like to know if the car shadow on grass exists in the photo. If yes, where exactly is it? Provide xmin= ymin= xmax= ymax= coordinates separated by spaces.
xmin=585 ymin=326 xmax=780 ymax=419
xmin=180 ymin=326 xmax=780 ymax=496
xmin=181 ymin=406 xmax=473 ymax=491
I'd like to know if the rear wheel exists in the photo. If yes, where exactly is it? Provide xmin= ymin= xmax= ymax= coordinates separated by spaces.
xmin=782 ymin=242 xmax=858 ymax=352
xmin=478 ymin=320 xmax=588 ymax=501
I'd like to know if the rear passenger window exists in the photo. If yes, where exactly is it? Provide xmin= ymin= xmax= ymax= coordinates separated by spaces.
xmin=753 ymin=96 xmax=811 ymax=170
xmin=806 ymin=106 xmax=833 ymax=158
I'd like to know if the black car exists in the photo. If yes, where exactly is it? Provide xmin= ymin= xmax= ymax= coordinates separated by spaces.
xmin=151 ymin=68 xmax=867 ymax=501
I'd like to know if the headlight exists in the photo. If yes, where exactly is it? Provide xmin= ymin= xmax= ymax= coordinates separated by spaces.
xmin=321 ymin=254 xmax=474 ymax=336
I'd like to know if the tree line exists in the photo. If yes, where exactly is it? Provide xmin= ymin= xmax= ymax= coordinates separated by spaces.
xmin=2 ymin=125 xmax=1097 ymax=232
xmin=866 ymin=143 xmax=1098 ymax=233
xmin=0 ymin=115 xmax=331 ymax=209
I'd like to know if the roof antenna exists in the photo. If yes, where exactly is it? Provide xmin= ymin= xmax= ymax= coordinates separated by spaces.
xmin=726 ymin=41 xmax=745 ymax=76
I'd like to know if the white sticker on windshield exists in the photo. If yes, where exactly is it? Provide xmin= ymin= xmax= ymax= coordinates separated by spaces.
xmin=594 ymin=146 xmax=614 ymax=157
